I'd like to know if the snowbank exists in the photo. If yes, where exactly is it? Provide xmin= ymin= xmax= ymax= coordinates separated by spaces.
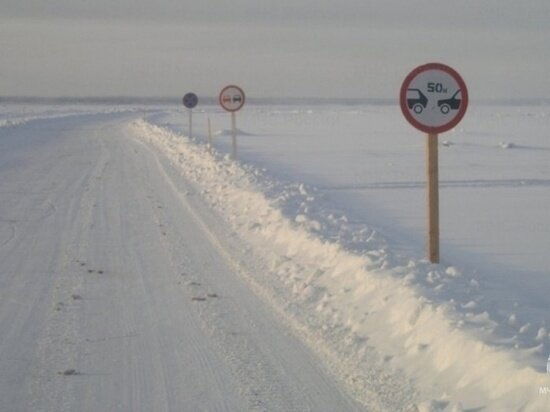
xmin=130 ymin=119 xmax=550 ymax=411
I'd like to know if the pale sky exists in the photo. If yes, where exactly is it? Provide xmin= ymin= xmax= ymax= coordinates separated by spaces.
xmin=1 ymin=1 xmax=549 ymax=100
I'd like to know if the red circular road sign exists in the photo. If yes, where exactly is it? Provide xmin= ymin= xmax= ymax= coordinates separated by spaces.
xmin=400 ymin=63 xmax=468 ymax=134
xmin=219 ymin=85 xmax=246 ymax=112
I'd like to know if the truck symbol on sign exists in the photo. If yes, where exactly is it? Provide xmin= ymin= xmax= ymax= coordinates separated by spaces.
xmin=406 ymin=89 xmax=428 ymax=114
xmin=437 ymin=90 xmax=461 ymax=114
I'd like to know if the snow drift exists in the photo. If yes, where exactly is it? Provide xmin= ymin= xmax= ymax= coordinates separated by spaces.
xmin=131 ymin=118 xmax=550 ymax=411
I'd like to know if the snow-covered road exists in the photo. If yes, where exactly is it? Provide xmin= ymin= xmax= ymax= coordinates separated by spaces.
xmin=3 ymin=105 xmax=549 ymax=411
xmin=0 ymin=113 xmax=363 ymax=412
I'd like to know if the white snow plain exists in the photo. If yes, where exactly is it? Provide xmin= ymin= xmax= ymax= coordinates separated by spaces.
xmin=1 ymin=103 xmax=550 ymax=411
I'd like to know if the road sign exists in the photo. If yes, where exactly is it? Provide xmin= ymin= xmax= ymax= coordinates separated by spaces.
xmin=219 ymin=85 xmax=245 ymax=112
xmin=399 ymin=63 xmax=468 ymax=263
xmin=183 ymin=93 xmax=198 ymax=109
xmin=400 ymin=63 xmax=468 ymax=134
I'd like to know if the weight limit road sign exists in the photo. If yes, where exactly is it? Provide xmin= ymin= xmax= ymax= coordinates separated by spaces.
xmin=219 ymin=85 xmax=245 ymax=112
xmin=400 ymin=63 xmax=468 ymax=134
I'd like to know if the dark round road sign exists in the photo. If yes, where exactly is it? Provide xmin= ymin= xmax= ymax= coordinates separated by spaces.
xmin=400 ymin=63 xmax=468 ymax=134
xmin=183 ymin=93 xmax=198 ymax=109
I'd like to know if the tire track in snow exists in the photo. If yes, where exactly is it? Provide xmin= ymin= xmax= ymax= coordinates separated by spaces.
xmin=0 ymin=117 xmax=113 ymax=411
xmin=64 ymin=123 xmax=248 ymax=412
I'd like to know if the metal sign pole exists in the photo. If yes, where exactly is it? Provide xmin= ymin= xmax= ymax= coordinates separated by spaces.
xmin=231 ymin=112 xmax=237 ymax=160
xmin=427 ymin=133 xmax=440 ymax=263
xmin=188 ymin=109 xmax=193 ymax=140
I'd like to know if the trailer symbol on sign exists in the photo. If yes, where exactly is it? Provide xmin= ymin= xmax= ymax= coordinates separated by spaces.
xmin=219 ymin=85 xmax=245 ymax=112
xmin=400 ymin=63 xmax=468 ymax=134
xmin=183 ymin=93 xmax=198 ymax=109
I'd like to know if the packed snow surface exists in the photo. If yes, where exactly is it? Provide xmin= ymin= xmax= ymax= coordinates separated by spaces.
xmin=1 ymin=103 xmax=550 ymax=411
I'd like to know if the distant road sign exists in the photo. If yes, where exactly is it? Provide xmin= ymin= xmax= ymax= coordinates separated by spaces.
xmin=400 ymin=63 xmax=468 ymax=134
xmin=183 ymin=93 xmax=198 ymax=109
xmin=219 ymin=85 xmax=245 ymax=112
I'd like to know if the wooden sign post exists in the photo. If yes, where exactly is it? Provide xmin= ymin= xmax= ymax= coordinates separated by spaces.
xmin=400 ymin=63 xmax=468 ymax=263
xmin=219 ymin=85 xmax=245 ymax=160
xmin=427 ymin=133 xmax=440 ymax=263
xmin=231 ymin=112 xmax=237 ymax=159
xmin=207 ymin=116 xmax=213 ymax=152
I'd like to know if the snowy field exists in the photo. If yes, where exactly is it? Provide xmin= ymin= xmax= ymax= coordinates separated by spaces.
xmin=1 ymin=103 xmax=549 ymax=411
